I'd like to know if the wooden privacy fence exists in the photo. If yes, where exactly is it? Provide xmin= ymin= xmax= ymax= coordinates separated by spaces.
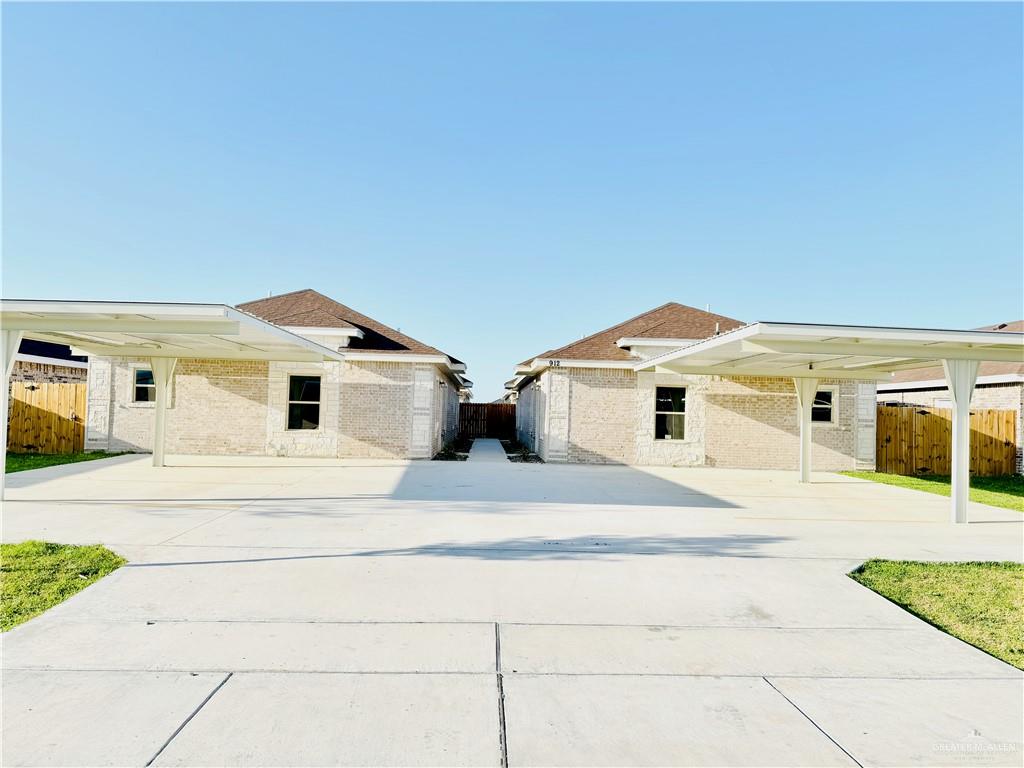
xmin=7 ymin=381 xmax=87 ymax=454
xmin=459 ymin=402 xmax=516 ymax=440
xmin=876 ymin=405 xmax=1017 ymax=477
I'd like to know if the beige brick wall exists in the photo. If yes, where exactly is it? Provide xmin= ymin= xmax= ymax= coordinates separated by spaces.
xmin=564 ymin=367 xmax=636 ymax=464
xmin=168 ymin=359 xmax=269 ymax=455
xmin=339 ymin=360 xmax=413 ymax=458
xmin=704 ymin=376 xmax=859 ymax=471
xmin=85 ymin=356 xmax=453 ymax=460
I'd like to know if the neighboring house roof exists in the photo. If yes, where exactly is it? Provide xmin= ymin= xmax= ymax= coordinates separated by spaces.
xmin=518 ymin=302 xmax=745 ymax=365
xmin=237 ymin=289 xmax=462 ymax=363
xmin=17 ymin=338 xmax=87 ymax=364
xmin=883 ymin=320 xmax=1024 ymax=386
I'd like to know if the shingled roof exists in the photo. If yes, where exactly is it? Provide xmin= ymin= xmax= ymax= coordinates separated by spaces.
xmin=887 ymin=320 xmax=1024 ymax=384
xmin=518 ymin=302 xmax=745 ymax=365
xmin=237 ymin=289 xmax=461 ymax=362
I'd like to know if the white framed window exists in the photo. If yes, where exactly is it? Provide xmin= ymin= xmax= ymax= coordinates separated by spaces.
xmin=811 ymin=388 xmax=835 ymax=423
xmin=654 ymin=386 xmax=686 ymax=440
xmin=133 ymin=368 xmax=156 ymax=403
xmin=287 ymin=375 xmax=321 ymax=430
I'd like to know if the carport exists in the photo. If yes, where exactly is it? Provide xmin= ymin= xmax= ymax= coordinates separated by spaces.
xmin=637 ymin=322 xmax=1024 ymax=523
xmin=1 ymin=300 xmax=344 ymax=497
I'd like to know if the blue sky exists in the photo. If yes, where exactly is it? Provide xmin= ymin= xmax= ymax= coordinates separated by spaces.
xmin=3 ymin=3 xmax=1021 ymax=399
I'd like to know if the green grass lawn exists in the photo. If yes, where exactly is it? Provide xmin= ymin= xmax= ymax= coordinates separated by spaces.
xmin=850 ymin=560 xmax=1024 ymax=670
xmin=1 ymin=541 xmax=126 ymax=631
xmin=5 ymin=451 xmax=123 ymax=474
xmin=842 ymin=471 xmax=1024 ymax=512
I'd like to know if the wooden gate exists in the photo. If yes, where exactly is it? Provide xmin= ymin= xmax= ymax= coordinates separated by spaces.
xmin=459 ymin=402 xmax=516 ymax=440
xmin=876 ymin=405 xmax=1017 ymax=476
xmin=7 ymin=382 xmax=87 ymax=454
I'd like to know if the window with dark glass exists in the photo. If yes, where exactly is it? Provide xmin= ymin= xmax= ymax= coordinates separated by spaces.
xmin=654 ymin=386 xmax=686 ymax=440
xmin=134 ymin=369 xmax=156 ymax=402
xmin=811 ymin=390 xmax=834 ymax=423
xmin=287 ymin=375 xmax=321 ymax=430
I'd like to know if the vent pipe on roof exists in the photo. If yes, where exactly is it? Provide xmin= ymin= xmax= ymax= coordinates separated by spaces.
xmin=714 ymin=322 xmax=720 ymax=335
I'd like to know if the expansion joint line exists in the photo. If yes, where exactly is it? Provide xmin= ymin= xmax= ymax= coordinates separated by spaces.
xmin=495 ymin=622 xmax=509 ymax=768
xmin=146 ymin=672 xmax=233 ymax=766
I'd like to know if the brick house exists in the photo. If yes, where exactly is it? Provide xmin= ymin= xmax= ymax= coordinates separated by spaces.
xmin=85 ymin=289 xmax=470 ymax=459
xmin=508 ymin=303 xmax=877 ymax=470
xmin=877 ymin=320 xmax=1023 ymax=473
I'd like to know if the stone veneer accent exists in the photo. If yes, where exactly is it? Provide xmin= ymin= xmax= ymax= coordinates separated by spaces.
xmin=86 ymin=356 xmax=458 ymax=459
xmin=516 ymin=366 xmax=874 ymax=470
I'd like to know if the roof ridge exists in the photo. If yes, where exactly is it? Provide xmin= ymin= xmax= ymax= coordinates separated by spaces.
xmin=539 ymin=302 xmax=682 ymax=359
xmin=237 ymin=288 xmax=318 ymax=306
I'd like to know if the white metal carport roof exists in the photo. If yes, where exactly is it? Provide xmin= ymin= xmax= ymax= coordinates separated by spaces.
xmin=636 ymin=322 xmax=1024 ymax=525
xmin=1 ymin=300 xmax=346 ymax=363
xmin=635 ymin=322 xmax=1024 ymax=379
xmin=0 ymin=300 xmax=350 ymax=495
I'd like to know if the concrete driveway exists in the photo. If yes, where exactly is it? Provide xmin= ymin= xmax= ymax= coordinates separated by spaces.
xmin=2 ymin=452 xmax=1022 ymax=767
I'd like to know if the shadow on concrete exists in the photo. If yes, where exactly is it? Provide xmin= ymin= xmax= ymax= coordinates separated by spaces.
xmin=127 ymin=533 xmax=789 ymax=568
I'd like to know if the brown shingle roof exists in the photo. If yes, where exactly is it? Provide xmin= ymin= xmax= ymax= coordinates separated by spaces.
xmin=518 ymin=302 xmax=745 ymax=365
xmin=237 ymin=289 xmax=459 ymax=361
xmin=888 ymin=320 xmax=1024 ymax=384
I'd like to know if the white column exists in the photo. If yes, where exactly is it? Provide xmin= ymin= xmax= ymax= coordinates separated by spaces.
xmin=1 ymin=330 xmax=25 ymax=500
xmin=150 ymin=357 xmax=177 ymax=468
xmin=943 ymin=359 xmax=979 ymax=524
xmin=793 ymin=377 xmax=819 ymax=483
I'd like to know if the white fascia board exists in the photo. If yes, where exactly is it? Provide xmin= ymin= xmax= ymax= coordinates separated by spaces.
xmin=281 ymin=325 xmax=365 ymax=339
xmin=14 ymin=353 xmax=88 ymax=369
xmin=616 ymin=337 xmax=697 ymax=349
xmin=637 ymin=322 xmax=1024 ymax=371
xmin=755 ymin=321 xmax=1024 ymax=347
xmin=878 ymin=373 xmax=1024 ymax=392
xmin=1 ymin=299 xmax=234 ymax=318
xmin=338 ymin=351 xmax=462 ymax=373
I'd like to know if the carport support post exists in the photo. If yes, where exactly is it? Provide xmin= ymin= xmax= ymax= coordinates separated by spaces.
xmin=1 ymin=330 xmax=25 ymax=500
xmin=793 ymin=377 xmax=818 ymax=483
xmin=150 ymin=357 xmax=177 ymax=468
xmin=943 ymin=359 xmax=979 ymax=524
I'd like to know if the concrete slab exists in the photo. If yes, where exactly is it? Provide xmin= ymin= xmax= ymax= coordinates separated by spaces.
xmin=501 ymin=674 xmax=857 ymax=766
xmin=467 ymin=438 xmax=509 ymax=463
xmin=499 ymin=624 xmax=1021 ymax=678
xmin=3 ymin=456 xmax=1021 ymax=767
xmin=152 ymin=672 xmax=501 ymax=767
xmin=4 ymin=620 xmax=496 ymax=673
xmin=27 ymin=549 xmax=911 ymax=627
xmin=1 ymin=669 xmax=227 ymax=767
xmin=768 ymin=677 xmax=1024 ymax=767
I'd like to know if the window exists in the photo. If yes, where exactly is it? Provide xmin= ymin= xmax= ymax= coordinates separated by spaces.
xmin=133 ymin=369 xmax=156 ymax=402
xmin=287 ymin=375 xmax=321 ymax=430
xmin=811 ymin=389 xmax=834 ymax=423
xmin=655 ymin=386 xmax=686 ymax=440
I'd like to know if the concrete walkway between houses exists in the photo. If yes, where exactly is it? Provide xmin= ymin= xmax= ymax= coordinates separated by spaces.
xmin=467 ymin=437 xmax=509 ymax=463
xmin=2 ymin=454 xmax=1022 ymax=767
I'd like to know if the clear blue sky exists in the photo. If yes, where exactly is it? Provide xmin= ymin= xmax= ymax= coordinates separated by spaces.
xmin=3 ymin=3 xmax=1021 ymax=399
